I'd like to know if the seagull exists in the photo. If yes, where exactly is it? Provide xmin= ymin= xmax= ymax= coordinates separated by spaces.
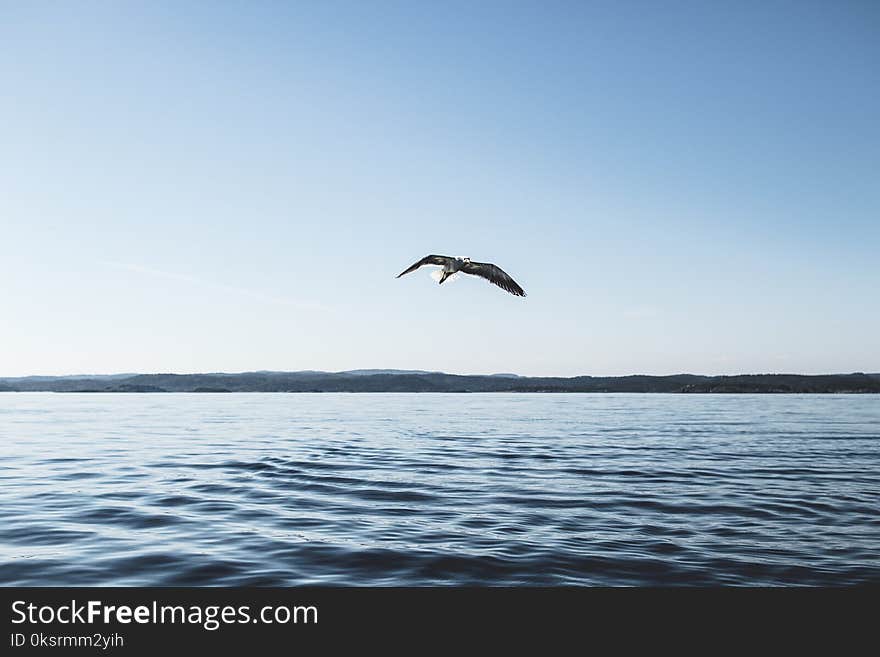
xmin=396 ymin=255 xmax=526 ymax=297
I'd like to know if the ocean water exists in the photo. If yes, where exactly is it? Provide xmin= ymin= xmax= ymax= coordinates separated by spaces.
xmin=0 ymin=392 xmax=877 ymax=586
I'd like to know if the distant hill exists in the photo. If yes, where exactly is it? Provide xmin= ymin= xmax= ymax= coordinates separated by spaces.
xmin=0 ymin=371 xmax=878 ymax=393
xmin=336 ymin=369 xmax=438 ymax=376
xmin=678 ymin=373 xmax=880 ymax=393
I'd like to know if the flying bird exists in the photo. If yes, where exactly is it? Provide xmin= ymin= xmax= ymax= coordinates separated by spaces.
xmin=396 ymin=255 xmax=526 ymax=297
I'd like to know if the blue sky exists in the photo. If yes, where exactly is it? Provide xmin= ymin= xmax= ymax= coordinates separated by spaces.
xmin=1 ymin=1 xmax=878 ymax=377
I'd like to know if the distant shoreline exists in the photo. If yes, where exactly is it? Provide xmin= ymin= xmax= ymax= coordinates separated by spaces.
xmin=1 ymin=371 xmax=878 ymax=394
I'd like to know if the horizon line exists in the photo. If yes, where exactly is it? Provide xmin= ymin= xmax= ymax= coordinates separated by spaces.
xmin=2 ymin=369 xmax=877 ymax=381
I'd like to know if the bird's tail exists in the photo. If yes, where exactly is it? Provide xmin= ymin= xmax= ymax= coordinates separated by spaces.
xmin=429 ymin=269 xmax=459 ymax=284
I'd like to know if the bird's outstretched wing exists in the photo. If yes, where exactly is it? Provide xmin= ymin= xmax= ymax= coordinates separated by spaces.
xmin=460 ymin=261 xmax=526 ymax=297
xmin=396 ymin=255 xmax=452 ymax=278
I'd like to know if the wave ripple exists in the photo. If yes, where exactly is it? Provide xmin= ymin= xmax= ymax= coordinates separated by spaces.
xmin=1 ymin=393 xmax=878 ymax=585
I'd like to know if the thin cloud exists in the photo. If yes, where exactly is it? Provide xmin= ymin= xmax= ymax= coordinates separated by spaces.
xmin=622 ymin=305 xmax=661 ymax=320
xmin=102 ymin=261 xmax=332 ymax=312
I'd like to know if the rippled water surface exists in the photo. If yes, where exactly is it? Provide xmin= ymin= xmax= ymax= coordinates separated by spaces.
xmin=1 ymin=393 xmax=878 ymax=585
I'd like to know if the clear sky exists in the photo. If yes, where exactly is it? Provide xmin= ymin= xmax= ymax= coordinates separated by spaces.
xmin=1 ymin=1 xmax=878 ymax=377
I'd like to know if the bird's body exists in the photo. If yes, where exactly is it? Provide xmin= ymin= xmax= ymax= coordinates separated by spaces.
xmin=396 ymin=254 xmax=526 ymax=297
xmin=439 ymin=256 xmax=466 ymax=279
